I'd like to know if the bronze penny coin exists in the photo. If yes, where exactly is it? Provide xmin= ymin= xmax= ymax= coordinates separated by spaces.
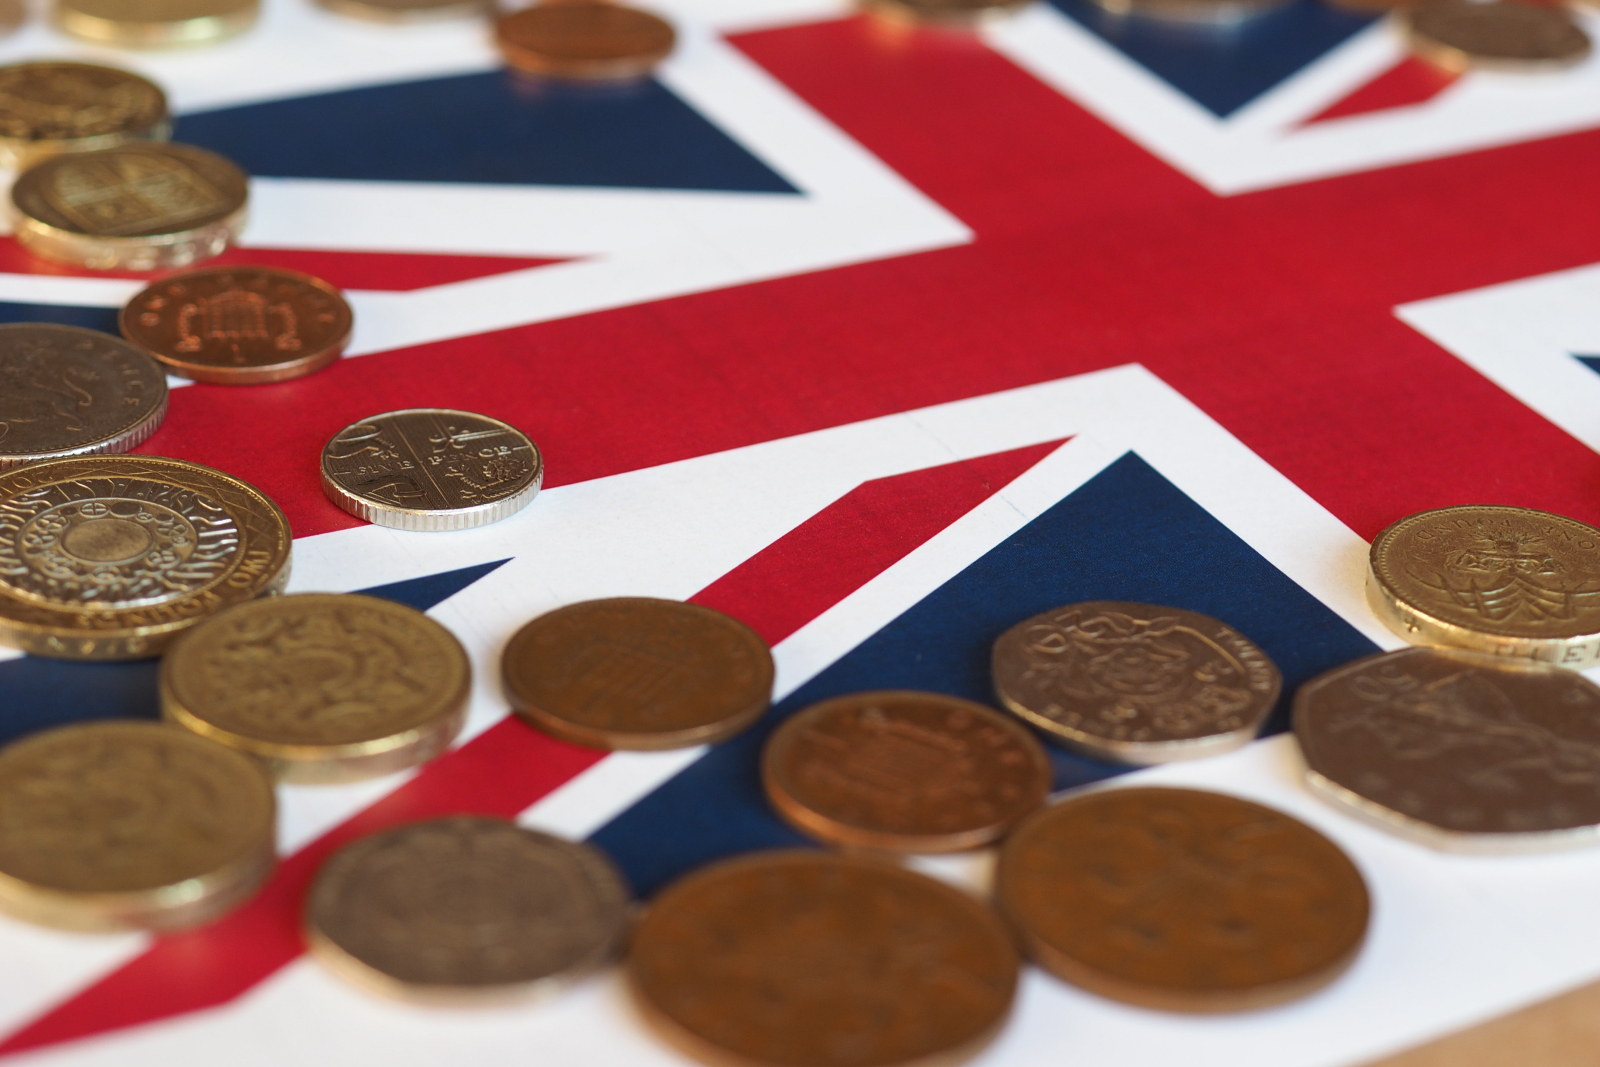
xmin=995 ymin=787 xmax=1369 ymax=1012
xmin=761 ymin=690 xmax=1051 ymax=853
xmin=1404 ymin=0 xmax=1591 ymax=73
xmin=503 ymin=597 xmax=773 ymax=750
xmin=494 ymin=1 xmax=676 ymax=81
xmin=629 ymin=850 xmax=1018 ymax=1067
xmin=121 ymin=266 xmax=353 ymax=385
xmin=992 ymin=601 xmax=1281 ymax=765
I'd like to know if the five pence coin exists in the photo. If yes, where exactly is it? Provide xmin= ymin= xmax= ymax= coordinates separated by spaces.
xmin=494 ymin=2 xmax=676 ymax=81
xmin=0 ymin=62 xmax=170 ymax=169
xmin=1403 ymin=0 xmax=1590 ymax=73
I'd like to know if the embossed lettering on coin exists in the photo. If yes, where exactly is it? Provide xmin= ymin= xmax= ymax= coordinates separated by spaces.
xmin=1405 ymin=0 xmax=1590 ymax=72
xmin=0 ymin=62 xmax=169 ymax=167
xmin=494 ymin=2 xmax=675 ymax=80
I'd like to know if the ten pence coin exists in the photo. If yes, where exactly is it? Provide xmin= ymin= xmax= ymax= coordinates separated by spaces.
xmin=494 ymin=2 xmax=676 ymax=81
xmin=629 ymin=850 xmax=1019 ymax=1067
xmin=995 ymin=787 xmax=1369 ymax=1012
xmin=1403 ymin=0 xmax=1590 ymax=73
xmin=53 ymin=0 xmax=259 ymax=48
xmin=503 ymin=597 xmax=774 ymax=750
xmin=0 ymin=62 xmax=170 ymax=169
xmin=761 ymin=690 xmax=1051 ymax=853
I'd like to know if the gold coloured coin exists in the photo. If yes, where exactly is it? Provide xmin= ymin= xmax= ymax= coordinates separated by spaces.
xmin=0 ymin=720 xmax=276 ymax=931
xmin=163 ymin=594 xmax=470 ymax=783
xmin=1404 ymin=0 xmax=1590 ymax=73
xmin=0 ymin=62 xmax=169 ymax=169
xmin=315 ymin=0 xmax=485 ymax=22
xmin=1368 ymin=505 xmax=1600 ymax=667
xmin=494 ymin=2 xmax=676 ymax=81
xmin=0 ymin=324 xmax=168 ymax=470
xmin=503 ymin=597 xmax=774 ymax=750
xmin=54 ymin=0 xmax=259 ymax=48
xmin=0 ymin=454 xmax=291 ymax=660
xmin=12 ymin=142 xmax=248 ymax=271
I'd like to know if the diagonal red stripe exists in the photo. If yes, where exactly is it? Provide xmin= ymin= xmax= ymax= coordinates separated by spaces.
xmin=1302 ymin=57 xmax=1458 ymax=125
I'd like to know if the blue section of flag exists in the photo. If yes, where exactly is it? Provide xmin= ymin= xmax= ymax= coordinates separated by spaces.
xmin=1574 ymin=354 xmax=1600 ymax=376
xmin=590 ymin=451 xmax=1378 ymax=896
xmin=0 ymin=302 xmax=120 ymax=335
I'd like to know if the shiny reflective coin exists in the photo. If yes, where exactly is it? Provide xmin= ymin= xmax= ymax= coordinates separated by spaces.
xmin=0 ymin=62 xmax=169 ymax=169
xmin=996 ymin=787 xmax=1369 ymax=1011
xmin=1082 ymin=0 xmax=1288 ymax=25
xmin=121 ymin=266 xmax=353 ymax=385
xmin=1404 ymin=0 xmax=1590 ymax=73
xmin=629 ymin=850 xmax=1018 ymax=1067
xmin=0 ymin=324 xmax=168 ymax=470
xmin=762 ymin=690 xmax=1051 ymax=853
xmin=12 ymin=142 xmax=248 ymax=271
xmin=992 ymin=601 xmax=1281 ymax=764
xmin=494 ymin=2 xmax=675 ymax=81
xmin=163 ymin=594 xmax=469 ymax=783
xmin=860 ymin=0 xmax=1026 ymax=27
xmin=0 ymin=455 xmax=291 ymax=660
xmin=320 ymin=408 xmax=542 ymax=531
xmin=307 ymin=817 xmax=629 ymax=1003
xmin=504 ymin=597 xmax=773 ymax=750
xmin=315 ymin=0 xmax=485 ymax=22
xmin=0 ymin=720 xmax=275 ymax=931
xmin=54 ymin=0 xmax=258 ymax=47
xmin=1295 ymin=646 xmax=1600 ymax=852
xmin=1368 ymin=505 xmax=1600 ymax=667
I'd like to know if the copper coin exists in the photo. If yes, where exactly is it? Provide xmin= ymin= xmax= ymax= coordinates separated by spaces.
xmin=494 ymin=2 xmax=676 ymax=81
xmin=1404 ymin=0 xmax=1590 ymax=73
xmin=995 ymin=787 xmax=1369 ymax=1012
xmin=503 ymin=597 xmax=773 ymax=750
xmin=629 ymin=850 xmax=1018 ymax=1067
xmin=762 ymin=690 xmax=1051 ymax=853
xmin=120 ymin=266 xmax=352 ymax=385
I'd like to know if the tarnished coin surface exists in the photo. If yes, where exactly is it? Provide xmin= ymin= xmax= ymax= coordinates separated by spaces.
xmin=315 ymin=0 xmax=484 ymax=22
xmin=504 ymin=597 xmax=773 ymax=750
xmin=121 ymin=266 xmax=353 ymax=385
xmin=1404 ymin=0 xmax=1590 ymax=73
xmin=995 ymin=787 xmax=1369 ymax=1012
xmin=1295 ymin=646 xmax=1600 ymax=851
xmin=992 ymin=601 xmax=1281 ymax=764
xmin=53 ymin=0 xmax=259 ymax=47
xmin=0 ymin=324 xmax=168 ymax=470
xmin=0 ymin=454 xmax=292 ymax=660
xmin=629 ymin=850 xmax=1018 ymax=1067
xmin=1368 ymin=506 xmax=1600 ymax=667
xmin=494 ymin=2 xmax=676 ymax=81
xmin=307 ymin=817 xmax=630 ymax=1002
xmin=320 ymin=409 xmax=542 ymax=531
xmin=163 ymin=594 xmax=469 ymax=783
xmin=762 ymin=690 xmax=1051 ymax=853
xmin=0 ymin=720 xmax=276 ymax=931
xmin=0 ymin=62 xmax=169 ymax=169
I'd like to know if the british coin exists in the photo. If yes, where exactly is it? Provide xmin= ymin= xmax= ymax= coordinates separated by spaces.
xmin=992 ymin=601 xmax=1281 ymax=764
xmin=54 ymin=0 xmax=259 ymax=48
xmin=1403 ymin=0 xmax=1590 ymax=73
xmin=0 ymin=720 xmax=276 ymax=931
xmin=503 ymin=597 xmax=774 ymax=750
xmin=761 ymin=690 xmax=1051 ymax=853
xmin=120 ymin=266 xmax=353 ymax=385
xmin=307 ymin=817 xmax=629 ymax=1003
xmin=162 ymin=594 xmax=470 ymax=783
xmin=0 ymin=62 xmax=169 ymax=170
xmin=320 ymin=409 xmax=542 ymax=531
xmin=859 ymin=0 xmax=1026 ymax=27
xmin=0 ymin=324 xmax=168 ymax=470
xmin=629 ymin=850 xmax=1018 ymax=1067
xmin=494 ymin=2 xmax=676 ymax=81
xmin=1295 ymin=646 xmax=1600 ymax=852
xmin=995 ymin=787 xmax=1369 ymax=1012
xmin=0 ymin=455 xmax=291 ymax=660
xmin=1368 ymin=505 xmax=1600 ymax=667
xmin=315 ymin=0 xmax=485 ymax=23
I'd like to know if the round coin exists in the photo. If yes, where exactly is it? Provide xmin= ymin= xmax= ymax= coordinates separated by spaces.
xmin=762 ymin=690 xmax=1051 ymax=853
xmin=320 ymin=409 xmax=542 ymax=531
xmin=162 ymin=594 xmax=470 ymax=783
xmin=629 ymin=850 xmax=1018 ymax=1067
xmin=1404 ymin=0 xmax=1590 ymax=73
xmin=494 ymin=2 xmax=676 ymax=81
xmin=0 ymin=62 xmax=169 ymax=170
xmin=307 ymin=817 xmax=630 ymax=1003
xmin=992 ymin=601 xmax=1281 ymax=764
xmin=503 ymin=597 xmax=774 ymax=750
xmin=995 ymin=787 xmax=1369 ymax=1012
xmin=121 ymin=266 xmax=353 ymax=385
xmin=0 ymin=720 xmax=276 ymax=931
xmin=0 ymin=324 xmax=168 ymax=470
xmin=0 ymin=454 xmax=292 ymax=660
xmin=315 ymin=0 xmax=485 ymax=22
xmin=53 ymin=0 xmax=259 ymax=47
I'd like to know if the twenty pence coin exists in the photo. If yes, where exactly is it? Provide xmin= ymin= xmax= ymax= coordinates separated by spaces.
xmin=629 ymin=850 xmax=1018 ymax=1067
xmin=494 ymin=2 xmax=676 ymax=81
xmin=761 ymin=690 xmax=1051 ymax=853
xmin=0 ymin=62 xmax=170 ymax=169
xmin=162 ymin=593 xmax=469 ymax=783
xmin=503 ymin=597 xmax=773 ymax=750
xmin=0 ymin=721 xmax=275 ymax=931
xmin=307 ymin=818 xmax=630 ymax=1003
xmin=53 ymin=0 xmax=259 ymax=47
xmin=1403 ymin=0 xmax=1590 ymax=73
xmin=995 ymin=787 xmax=1369 ymax=1012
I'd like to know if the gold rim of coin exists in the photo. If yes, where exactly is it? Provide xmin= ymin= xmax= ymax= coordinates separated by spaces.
xmin=53 ymin=0 xmax=260 ymax=48
xmin=503 ymin=596 xmax=774 ymax=750
xmin=0 ymin=720 xmax=276 ymax=931
xmin=1403 ymin=0 xmax=1591 ymax=74
xmin=162 ymin=593 xmax=470 ymax=783
xmin=0 ymin=62 xmax=171 ymax=169
xmin=314 ymin=0 xmax=486 ymax=22
xmin=494 ymin=2 xmax=676 ymax=81
xmin=1367 ymin=505 xmax=1600 ymax=667
xmin=0 ymin=454 xmax=292 ymax=660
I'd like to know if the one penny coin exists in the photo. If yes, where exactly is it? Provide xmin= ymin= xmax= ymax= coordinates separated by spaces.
xmin=762 ymin=690 xmax=1051 ymax=853
xmin=996 ymin=787 xmax=1369 ymax=1012
xmin=629 ymin=850 xmax=1018 ymax=1067
xmin=494 ymin=2 xmax=676 ymax=81
xmin=504 ymin=597 xmax=773 ymax=749
xmin=1404 ymin=0 xmax=1590 ymax=73
xmin=0 ymin=62 xmax=170 ymax=168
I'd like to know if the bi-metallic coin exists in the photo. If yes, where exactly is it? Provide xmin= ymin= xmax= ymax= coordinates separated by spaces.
xmin=0 ymin=62 xmax=169 ymax=169
xmin=1403 ymin=0 xmax=1590 ymax=73
xmin=53 ymin=0 xmax=259 ymax=47
xmin=494 ymin=1 xmax=676 ymax=81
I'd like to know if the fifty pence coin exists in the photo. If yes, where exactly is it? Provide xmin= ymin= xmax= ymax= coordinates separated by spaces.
xmin=0 ymin=324 xmax=168 ymax=470
xmin=995 ymin=787 xmax=1369 ymax=1012
xmin=494 ymin=2 xmax=676 ymax=81
xmin=761 ymin=690 xmax=1051 ymax=853
xmin=1403 ymin=0 xmax=1590 ymax=73
xmin=320 ymin=409 xmax=542 ymax=531
xmin=992 ymin=601 xmax=1281 ymax=764
xmin=0 ymin=62 xmax=169 ymax=169
xmin=54 ymin=0 xmax=259 ymax=47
